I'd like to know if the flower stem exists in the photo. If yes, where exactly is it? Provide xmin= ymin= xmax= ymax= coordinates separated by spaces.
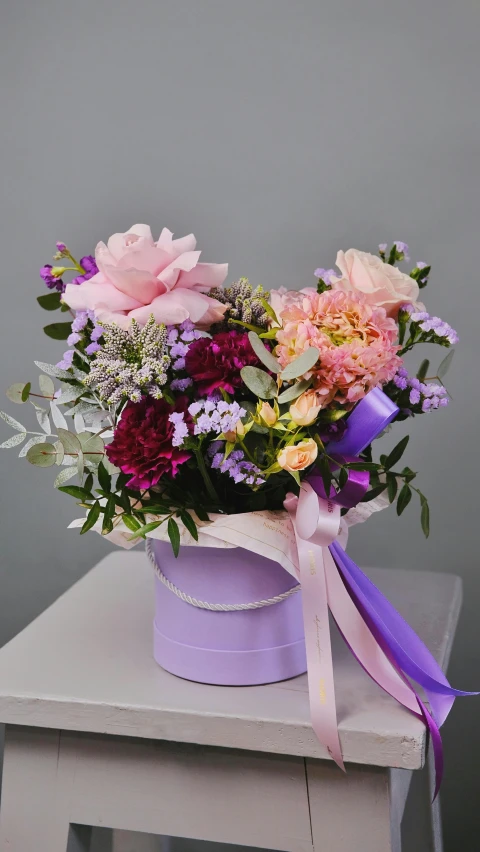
xmin=195 ymin=448 xmax=220 ymax=503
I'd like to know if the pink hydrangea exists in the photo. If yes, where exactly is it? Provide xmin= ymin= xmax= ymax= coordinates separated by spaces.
xmin=275 ymin=290 xmax=402 ymax=405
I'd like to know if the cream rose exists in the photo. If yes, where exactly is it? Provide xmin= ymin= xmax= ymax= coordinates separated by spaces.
xmin=258 ymin=401 xmax=277 ymax=427
xmin=278 ymin=439 xmax=318 ymax=472
xmin=331 ymin=249 xmax=421 ymax=317
xmin=289 ymin=390 xmax=322 ymax=426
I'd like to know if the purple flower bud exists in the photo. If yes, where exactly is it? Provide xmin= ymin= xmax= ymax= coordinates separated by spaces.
xmin=416 ymin=261 xmax=427 ymax=269
xmin=56 ymin=242 xmax=67 ymax=253
xmin=90 ymin=325 xmax=104 ymax=341
xmin=394 ymin=241 xmax=410 ymax=260
xmin=378 ymin=243 xmax=388 ymax=253
xmin=85 ymin=342 xmax=101 ymax=355
xmin=67 ymin=332 xmax=82 ymax=346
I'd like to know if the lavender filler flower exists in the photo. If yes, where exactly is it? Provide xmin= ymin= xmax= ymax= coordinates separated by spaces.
xmin=84 ymin=315 xmax=170 ymax=403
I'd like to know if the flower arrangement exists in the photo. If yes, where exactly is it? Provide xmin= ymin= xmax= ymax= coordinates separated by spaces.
xmin=2 ymin=223 xmax=473 ymax=791
xmin=2 ymin=227 xmax=455 ymax=549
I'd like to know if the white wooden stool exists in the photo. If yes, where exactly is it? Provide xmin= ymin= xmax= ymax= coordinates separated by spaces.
xmin=0 ymin=553 xmax=461 ymax=852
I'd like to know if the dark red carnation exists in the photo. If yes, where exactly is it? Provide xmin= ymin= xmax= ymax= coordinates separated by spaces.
xmin=106 ymin=396 xmax=191 ymax=489
xmin=184 ymin=330 xmax=260 ymax=395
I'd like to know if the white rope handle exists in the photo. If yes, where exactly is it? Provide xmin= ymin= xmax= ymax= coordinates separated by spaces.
xmin=146 ymin=538 xmax=301 ymax=612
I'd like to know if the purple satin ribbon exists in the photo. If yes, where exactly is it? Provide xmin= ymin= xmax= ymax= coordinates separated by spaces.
xmin=306 ymin=387 xmax=477 ymax=797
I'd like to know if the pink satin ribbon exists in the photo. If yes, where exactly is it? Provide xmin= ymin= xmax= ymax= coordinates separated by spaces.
xmin=285 ymin=483 xmax=427 ymax=769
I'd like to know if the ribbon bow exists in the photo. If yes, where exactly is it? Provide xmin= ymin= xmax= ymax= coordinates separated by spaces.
xmin=284 ymin=388 xmax=476 ymax=797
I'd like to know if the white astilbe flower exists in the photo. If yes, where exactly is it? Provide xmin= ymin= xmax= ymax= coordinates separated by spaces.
xmin=84 ymin=315 xmax=170 ymax=404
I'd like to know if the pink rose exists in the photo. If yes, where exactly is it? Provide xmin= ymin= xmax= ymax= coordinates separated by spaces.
xmin=330 ymin=249 xmax=421 ymax=317
xmin=64 ymin=224 xmax=228 ymax=328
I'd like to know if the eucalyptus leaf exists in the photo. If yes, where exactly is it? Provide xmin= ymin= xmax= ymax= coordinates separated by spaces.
xmin=6 ymin=383 xmax=29 ymax=405
xmin=77 ymin=432 xmax=105 ymax=465
xmin=34 ymin=361 xmax=72 ymax=380
xmin=54 ymin=466 xmax=78 ymax=488
xmin=35 ymin=407 xmax=51 ymax=435
xmin=56 ymin=428 xmax=82 ymax=455
xmin=240 ymin=366 xmax=278 ymax=399
xmin=247 ymin=332 xmax=281 ymax=373
xmin=416 ymin=359 xmax=430 ymax=382
xmin=74 ymin=413 xmax=86 ymax=433
xmin=21 ymin=382 xmax=31 ymax=402
xmin=66 ymin=401 xmax=101 ymax=417
xmin=19 ymin=435 xmax=45 ymax=457
xmin=56 ymin=386 xmax=83 ymax=405
xmin=26 ymin=442 xmax=57 ymax=467
xmin=277 ymin=378 xmax=313 ymax=404
xmin=39 ymin=375 xmax=55 ymax=398
xmin=53 ymin=440 xmax=65 ymax=465
xmin=437 ymin=349 xmax=455 ymax=380
xmin=280 ymin=346 xmax=319 ymax=381
xmin=0 ymin=411 xmax=26 ymax=432
xmin=50 ymin=403 xmax=68 ymax=431
xmin=103 ymin=457 xmax=121 ymax=475
xmin=0 ymin=432 xmax=26 ymax=449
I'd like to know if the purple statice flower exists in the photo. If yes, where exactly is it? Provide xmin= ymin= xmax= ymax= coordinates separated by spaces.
xmin=314 ymin=267 xmax=337 ymax=285
xmin=188 ymin=399 xmax=246 ymax=436
xmin=67 ymin=332 xmax=82 ymax=346
xmin=211 ymin=448 xmax=265 ymax=486
xmin=70 ymin=255 xmax=98 ymax=286
xmin=71 ymin=311 xmax=90 ymax=332
xmin=378 ymin=243 xmax=388 ymax=253
xmin=40 ymin=264 xmax=65 ymax=293
xmin=416 ymin=261 xmax=427 ymax=269
xmin=170 ymin=377 xmax=193 ymax=391
xmin=394 ymin=241 xmax=409 ymax=260
xmin=85 ymin=342 xmax=101 ymax=355
xmin=170 ymin=341 xmax=189 ymax=358
xmin=407 ymin=308 xmax=459 ymax=345
xmin=168 ymin=411 xmax=190 ymax=447
xmin=56 ymin=349 xmax=74 ymax=370
xmin=392 ymin=368 xmax=449 ymax=413
xmin=90 ymin=325 xmax=104 ymax=342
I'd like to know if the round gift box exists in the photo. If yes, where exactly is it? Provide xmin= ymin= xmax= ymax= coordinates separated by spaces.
xmin=151 ymin=539 xmax=307 ymax=686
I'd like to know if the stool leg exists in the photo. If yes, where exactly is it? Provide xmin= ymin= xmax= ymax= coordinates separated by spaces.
xmin=0 ymin=726 xmax=71 ymax=852
xmin=306 ymin=761 xmax=406 ymax=852
xmin=69 ymin=825 xmax=94 ymax=851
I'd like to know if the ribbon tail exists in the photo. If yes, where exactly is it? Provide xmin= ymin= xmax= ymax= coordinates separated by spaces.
xmin=330 ymin=542 xmax=477 ymax=726
xmin=297 ymin=539 xmax=344 ymax=770
xmin=323 ymin=548 xmax=444 ymax=797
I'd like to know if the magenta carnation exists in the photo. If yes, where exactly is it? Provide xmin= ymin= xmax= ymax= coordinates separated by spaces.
xmin=185 ymin=330 xmax=260 ymax=395
xmin=106 ymin=396 xmax=191 ymax=489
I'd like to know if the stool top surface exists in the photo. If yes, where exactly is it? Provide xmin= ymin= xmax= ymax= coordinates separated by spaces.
xmin=0 ymin=553 xmax=462 ymax=769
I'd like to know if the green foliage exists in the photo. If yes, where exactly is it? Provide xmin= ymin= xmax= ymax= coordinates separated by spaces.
xmin=26 ymin=442 xmax=57 ymax=467
xmin=168 ymin=517 xmax=181 ymax=556
xmin=277 ymin=378 xmax=313 ymax=404
xmin=384 ymin=435 xmax=409 ymax=470
xmin=37 ymin=292 xmax=62 ymax=311
xmin=240 ymin=366 xmax=277 ymax=399
xmin=280 ymin=347 xmax=319 ymax=381
xmin=247 ymin=332 xmax=281 ymax=373
xmin=180 ymin=511 xmax=199 ymax=541
xmin=81 ymin=501 xmax=101 ymax=534
xmin=43 ymin=322 xmax=73 ymax=340
xmin=396 ymin=483 xmax=412 ymax=515
xmin=97 ymin=460 xmax=112 ymax=493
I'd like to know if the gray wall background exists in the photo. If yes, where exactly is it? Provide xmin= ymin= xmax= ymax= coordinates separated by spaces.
xmin=0 ymin=1 xmax=479 ymax=848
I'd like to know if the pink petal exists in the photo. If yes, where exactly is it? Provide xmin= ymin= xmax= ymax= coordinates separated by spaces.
xmin=156 ymin=228 xmax=174 ymax=251
xmin=64 ymin=278 xmax=143 ymax=313
xmin=128 ymin=289 xmax=220 ymax=326
xmin=116 ymin=245 xmax=172 ymax=276
xmin=157 ymin=251 xmax=202 ymax=290
xmin=176 ymin=261 xmax=228 ymax=291
xmin=107 ymin=224 xmax=154 ymax=259
xmin=101 ymin=264 xmax=163 ymax=305
xmin=171 ymin=233 xmax=197 ymax=255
